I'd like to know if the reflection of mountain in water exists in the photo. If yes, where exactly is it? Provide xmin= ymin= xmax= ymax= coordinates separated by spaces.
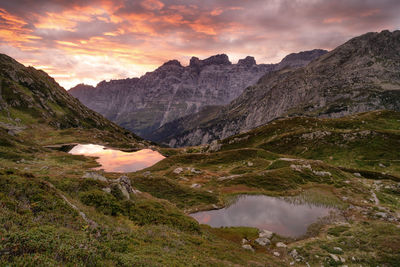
xmin=190 ymin=195 xmax=336 ymax=238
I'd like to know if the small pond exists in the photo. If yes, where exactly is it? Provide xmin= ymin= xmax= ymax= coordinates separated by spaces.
xmin=68 ymin=144 xmax=165 ymax=173
xmin=190 ymin=195 xmax=335 ymax=238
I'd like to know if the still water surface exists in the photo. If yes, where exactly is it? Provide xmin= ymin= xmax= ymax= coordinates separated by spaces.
xmin=190 ymin=195 xmax=335 ymax=238
xmin=68 ymin=144 xmax=165 ymax=172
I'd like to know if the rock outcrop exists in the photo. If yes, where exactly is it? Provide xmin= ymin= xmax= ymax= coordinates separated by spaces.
xmin=69 ymin=50 xmax=326 ymax=139
xmin=153 ymin=30 xmax=400 ymax=147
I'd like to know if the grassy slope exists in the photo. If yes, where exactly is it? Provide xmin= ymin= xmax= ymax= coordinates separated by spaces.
xmin=0 ymin=55 xmax=279 ymax=265
xmin=128 ymin=110 xmax=400 ymax=266
xmin=1 ymin=110 xmax=400 ymax=266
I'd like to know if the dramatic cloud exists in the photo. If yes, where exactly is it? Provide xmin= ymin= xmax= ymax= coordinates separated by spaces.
xmin=1 ymin=0 xmax=399 ymax=89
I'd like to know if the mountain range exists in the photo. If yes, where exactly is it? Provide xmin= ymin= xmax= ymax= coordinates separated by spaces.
xmin=69 ymin=50 xmax=327 ymax=138
xmin=153 ymin=30 xmax=400 ymax=147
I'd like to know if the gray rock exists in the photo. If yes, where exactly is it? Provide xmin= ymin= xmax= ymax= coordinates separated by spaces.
xmin=276 ymin=242 xmax=287 ymax=248
xmin=190 ymin=168 xmax=202 ymax=174
xmin=207 ymin=140 xmax=221 ymax=152
xmin=289 ymin=249 xmax=298 ymax=258
xmin=173 ymin=167 xmax=183 ymax=174
xmin=255 ymin=237 xmax=270 ymax=246
xmin=118 ymin=184 xmax=131 ymax=200
xmin=242 ymin=244 xmax=254 ymax=252
xmin=217 ymin=174 xmax=240 ymax=181
xmin=333 ymin=247 xmax=343 ymax=252
xmin=259 ymin=229 xmax=273 ymax=239
xmin=83 ymin=172 xmax=108 ymax=182
xmin=102 ymin=187 xmax=111 ymax=193
xmin=273 ymin=251 xmax=280 ymax=257
xmin=190 ymin=183 xmax=201 ymax=189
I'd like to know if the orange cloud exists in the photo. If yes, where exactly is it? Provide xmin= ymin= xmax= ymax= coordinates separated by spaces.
xmin=0 ymin=8 xmax=40 ymax=48
xmin=1 ymin=0 xmax=398 ymax=90
xmin=142 ymin=0 xmax=165 ymax=11
xmin=323 ymin=17 xmax=344 ymax=24
xmin=189 ymin=22 xmax=217 ymax=35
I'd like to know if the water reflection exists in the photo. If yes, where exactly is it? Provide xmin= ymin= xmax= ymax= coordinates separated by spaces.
xmin=190 ymin=195 xmax=335 ymax=238
xmin=68 ymin=144 xmax=165 ymax=173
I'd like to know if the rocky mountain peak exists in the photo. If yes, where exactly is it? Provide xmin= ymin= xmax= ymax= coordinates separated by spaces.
xmin=71 ymin=83 xmax=94 ymax=90
xmin=318 ymin=30 xmax=400 ymax=66
xmin=238 ymin=56 xmax=256 ymax=67
xmin=160 ymin=59 xmax=182 ymax=68
xmin=277 ymin=49 xmax=328 ymax=69
xmin=155 ymin=60 xmax=183 ymax=72
xmin=189 ymin=54 xmax=231 ymax=68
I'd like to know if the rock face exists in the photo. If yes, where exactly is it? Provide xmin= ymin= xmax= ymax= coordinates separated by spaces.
xmin=69 ymin=50 xmax=326 ymax=138
xmin=154 ymin=30 xmax=400 ymax=147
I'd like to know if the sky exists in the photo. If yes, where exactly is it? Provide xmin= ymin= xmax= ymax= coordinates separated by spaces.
xmin=0 ymin=0 xmax=399 ymax=89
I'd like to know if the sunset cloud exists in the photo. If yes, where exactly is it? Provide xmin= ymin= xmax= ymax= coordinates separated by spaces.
xmin=0 ymin=0 xmax=399 ymax=89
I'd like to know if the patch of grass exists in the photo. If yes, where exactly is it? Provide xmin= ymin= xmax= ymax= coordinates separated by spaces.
xmin=376 ymin=191 xmax=399 ymax=208
xmin=327 ymin=225 xmax=350 ymax=237
xmin=122 ymin=198 xmax=200 ymax=233
xmin=266 ymin=160 xmax=292 ymax=170
xmin=80 ymin=189 xmax=123 ymax=216
xmin=225 ymin=166 xmax=345 ymax=192
xmin=207 ymin=226 xmax=259 ymax=243
xmin=287 ymin=188 xmax=347 ymax=209
xmin=132 ymin=176 xmax=218 ymax=209
xmin=78 ymin=188 xmax=201 ymax=233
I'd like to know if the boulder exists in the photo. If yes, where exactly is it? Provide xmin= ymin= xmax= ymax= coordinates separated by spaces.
xmin=207 ymin=140 xmax=221 ymax=152
xmin=255 ymin=237 xmax=270 ymax=246
xmin=289 ymin=249 xmax=298 ymax=258
xmin=242 ymin=244 xmax=254 ymax=252
xmin=190 ymin=183 xmax=202 ymax=189
xmin=118 ymin=184 xmax=131 ymax=199
xmin=83 ymin=172 xmax=107 ymax=182
xmin=333 ymin=247 xmax=343 ymax=252
xmin=173 ymin=167 xmax=183 ymax=174
xmin=276 ymin=242 xmax=287 ymax=248
xmin=102 ymin=187 xmax=111 ymax=193
xmin=259 ymin=229 xmax=273 ymax=239
xmin=190 ymin=168 xmax=202 ymax=174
